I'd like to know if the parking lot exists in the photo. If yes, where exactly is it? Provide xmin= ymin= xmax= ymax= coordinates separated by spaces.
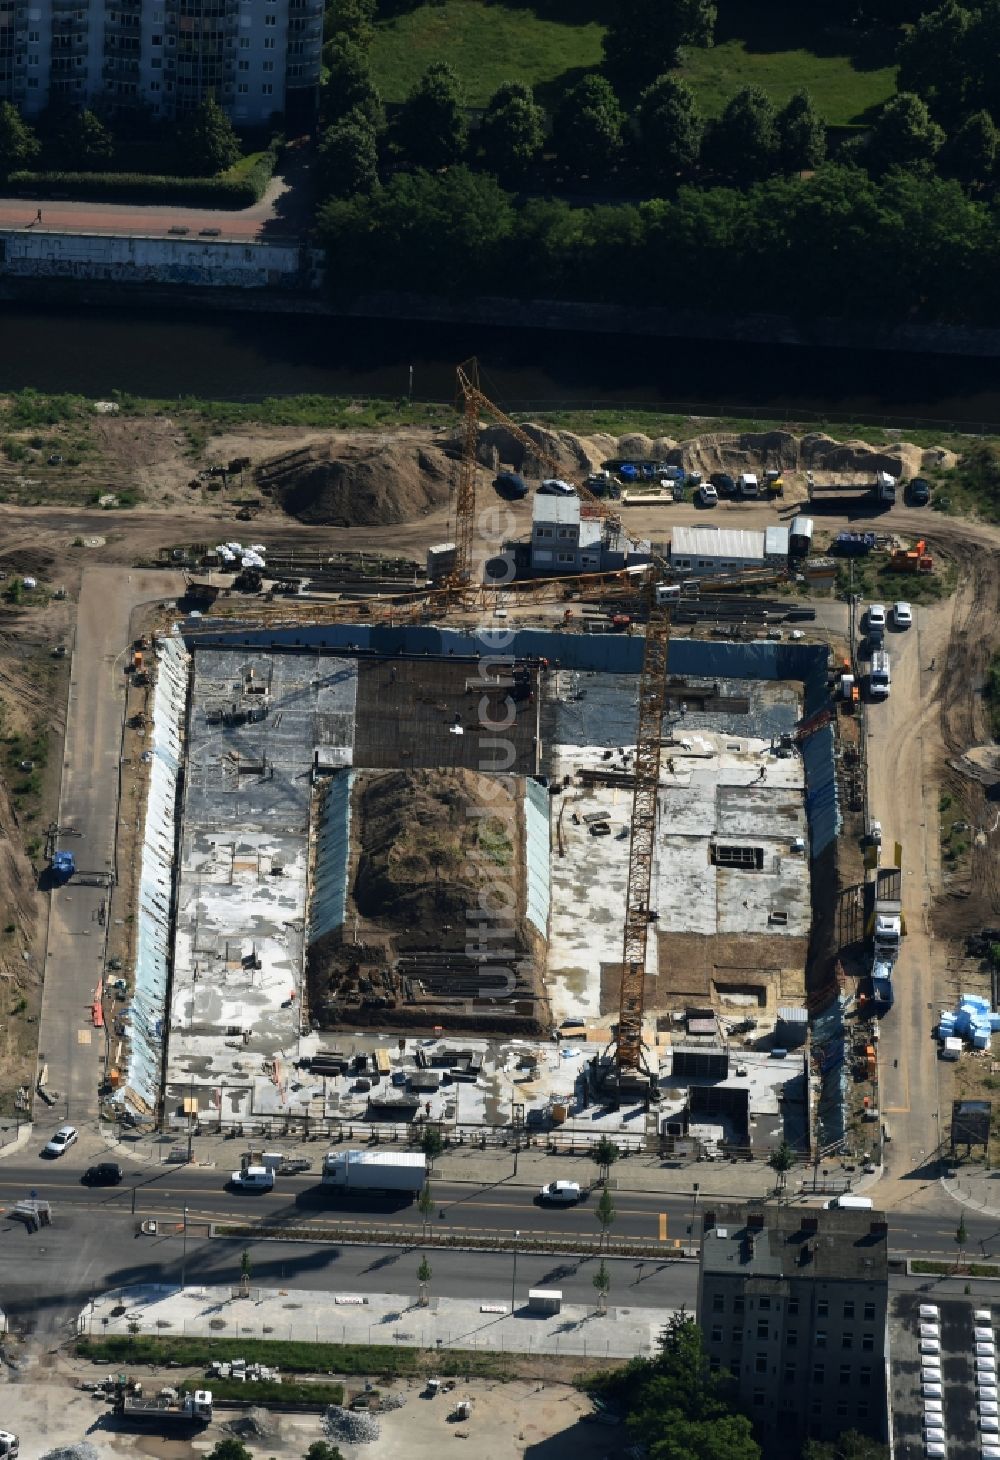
xmin=891 ymin=1293 xmax=1000 ymax=1460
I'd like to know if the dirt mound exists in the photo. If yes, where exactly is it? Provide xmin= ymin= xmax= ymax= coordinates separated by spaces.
xmin=226 ymin=1408 xmax=279 ymax=1440
xmin=258 ymin=435 xmax=454 ymax=526
xmin=354 ymin=768 xmax=524 ymax=939
xmin=922 ymin=446 xmax=959 ymax=472
xmin=475 ymin=422 xmax=613 ymax=479
xmin=681 ymin=428 xmax=929 ymax=482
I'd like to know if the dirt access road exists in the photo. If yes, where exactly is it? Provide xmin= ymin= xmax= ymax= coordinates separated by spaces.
xmin=866 ymin=510 xmax=1000 ymax=1212
xmin=36 ymin=566 xmax=184 ymax=1126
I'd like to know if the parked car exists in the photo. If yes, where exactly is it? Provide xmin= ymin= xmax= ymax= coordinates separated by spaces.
xmin=893 ymin=600 xmax=913 ymax=629
xmin=82 ymin=1162 xmax=123 ymax=1186
xmin=42 ymin=1125 xmax=78 ymax=1157
xmin=538 ymin=1180 xmax=582 ymax=1205
xmin=867 ymin=602 xmax=887 ymax=630
xmin=493 ymin=472 xmax=528 ymax=499
xmin=908 ymin=476 xmax=932 ymax=506
xmin=538 ymin=479 xmax=576 ymax=496
xmin=709 ymin=472 xmax=736 ymax=497
xmin=698 ymin=484 xmax=719 ymax=507
xmin=230 ymin=1165 xmax=275 ymax=1192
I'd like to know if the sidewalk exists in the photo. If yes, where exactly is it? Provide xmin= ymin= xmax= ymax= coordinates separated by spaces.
xmin=103 ymin=1124 xmax=784 ymax=1201
xmin=940 ymin=1165 xmax=1000 ymax=1219
xmin=81 ymin=1282 xmax=673 ymax=1361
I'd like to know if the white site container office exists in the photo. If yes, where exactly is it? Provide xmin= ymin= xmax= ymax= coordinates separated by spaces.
xmin=921 ymin=1305 xmax=941 ymax=1318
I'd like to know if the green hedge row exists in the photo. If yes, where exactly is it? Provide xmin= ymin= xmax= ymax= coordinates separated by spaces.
xmin=5 ymin=144 xmax=280 ymax=210
xmin=179 ymin=1377 xmax=345 ymax=1405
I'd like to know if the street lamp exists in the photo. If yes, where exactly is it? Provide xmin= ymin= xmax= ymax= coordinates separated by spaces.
xmin=511 ymin=1229 xmax=520 ymax=1314
xmin=181 ymin=1205 xmax=188 ymax=1291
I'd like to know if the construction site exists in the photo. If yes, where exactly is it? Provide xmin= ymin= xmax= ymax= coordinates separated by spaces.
xmin=82 ymin=365 xmax=858 ymax=1161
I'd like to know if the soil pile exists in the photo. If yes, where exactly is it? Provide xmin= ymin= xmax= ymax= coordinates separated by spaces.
xmin=475 ymin=422 xmax=616 ymax=480
xmin=353 ymin=768 xmax=524 ymax=943
xmin=679 ymin=429 xmax=956 ymax=483
xmin=257 ymin=434 xmax=454 ymax=526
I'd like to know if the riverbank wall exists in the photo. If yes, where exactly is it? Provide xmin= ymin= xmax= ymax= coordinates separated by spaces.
xmin=3 ymin=259 xmax=1000 ymax=360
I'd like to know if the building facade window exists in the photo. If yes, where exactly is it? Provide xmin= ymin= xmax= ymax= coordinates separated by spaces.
xmin=863 ymin=1302 xmax=875 ymax=1321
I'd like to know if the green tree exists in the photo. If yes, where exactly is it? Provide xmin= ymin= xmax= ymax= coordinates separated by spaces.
xmin=897 ymin=0 xmax=974 ymax=129
xmin=596 ymin=1182 xmax=617 ymax=1247
xmin=777 ymin=90 xmax=826 ymax=174
xmin=208 ymin=1442 xmax=253 ymax=1460
xmin=709 ymin=85 xmax=779 ymax=184
xmin=421 ymin=1125 xmax=444 ymax=1167
xmin=417 ymin=1179 xmax=435 ymax=1234
xmin=324 ymin=0 xmax=376 ymax=44
xmin=175 ymin=97 xmax=240 ymax=176
xmin=591 ymin=1135 xmax=621 ymax=1183
xmin=802 ymin=1433 xmax=890 ymax=1460
xmin=945 ymin=108 xmax=998 ymax=188
xmin=417 ymin=1254 xmax=432 ymax=1305
xmin=868 ymin=92 xmax=946 ymax=175
xmin=321 ymin=36 xmax=384 ymax=131
xmin=592 ymin=1257 xmax=611 ymax=1313
xmin=604 ymin=0 xmax=717 ymax=87
xmin=956 ymin=1212 xmax=969 ymax=1270
xmin=305 ymin=1444 xmax=344 ymax=1460
xmin=554 ymin=75 xmax=624 ymax=177
xmin=45 ymin=107 xmax=114 ymax=171
xmin=397 ymin=61 xmax=468 ymax=171
xmin=481 ymin=81 xmax=545 ymax=183
xmin=317 ymin=166 xmax=515 ymax=295
xmin=767 ymin=1139 xmax=794 ymax=1194
xmin=634 ymin=75 xmax=704 ymax=184
xmin=625 ymin=1314 xmax=760 ymax=1460
xmin=317 ymin=116 xmax=379 ymax=198
xmin=0 ymin=102 xmax=40 ymax=178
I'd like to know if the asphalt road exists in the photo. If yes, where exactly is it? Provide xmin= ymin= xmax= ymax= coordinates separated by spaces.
xmin=0 ymin=1205 xmax=699 ymax=1336
xmin=2 ymin=1158 xmax=996 ymax=1260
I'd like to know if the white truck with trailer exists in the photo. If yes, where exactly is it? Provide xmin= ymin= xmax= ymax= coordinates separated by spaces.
xmin=114 ymin=1389 xmax=212 ymax=1427
xmin=322 ymin=1149 xmax=427 ymax=1197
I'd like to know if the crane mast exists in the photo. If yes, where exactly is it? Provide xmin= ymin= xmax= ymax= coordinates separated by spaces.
xmin=614 ymin=576 xmax=670 ymax=1081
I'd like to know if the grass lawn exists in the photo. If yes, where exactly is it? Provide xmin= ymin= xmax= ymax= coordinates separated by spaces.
xmin=369 ymin=0 xmax=895 ymax=120
xmin=369 ymin=0 xmax=606 ymax=107
xmin=678 ymin=0 xmax=897 ymax=123
xmin=677 ymin=37 xmax=896 ymax=124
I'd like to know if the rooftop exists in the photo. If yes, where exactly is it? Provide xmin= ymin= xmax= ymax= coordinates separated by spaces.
xmin=670 ymin=525 xmax=766 ymax=560
xmin=544 ymin=731 xmax=809 ymax=1031
xmin=165 ymin=646 xmax=358 ymax=1120
xmin=532 ymin=494 xmax=581 ymax=526
xmin=701 ymin=1203 xmax=889 ymax=1282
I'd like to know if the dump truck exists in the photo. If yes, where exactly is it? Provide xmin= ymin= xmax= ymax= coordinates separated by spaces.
xmin=321 ymin=1149 xmax=427 ymax=1196
xmin=869 ymin=867 xmax=904 ymax=963
xmin=869 ymin=959 xmax=894 ymax=1016
xmin=805 ymin=471 xmax=896 ymax=511
xmin=114 ymin=1388 xmax=212 ymax=1427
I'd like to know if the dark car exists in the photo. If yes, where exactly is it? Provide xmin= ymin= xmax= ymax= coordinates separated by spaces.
xmin=493 ymin=471 xmax=528 ymax=499
xmin=82 ymin=1162 xmax=123 ymax=1186
xmin=908 ymin=476 xmax=931 ymax=506
xmin=709 ymin=472 xmax=736 ymax=497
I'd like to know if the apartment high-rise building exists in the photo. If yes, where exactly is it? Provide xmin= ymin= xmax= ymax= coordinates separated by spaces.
xmin=697 ymin=1202 xmax=889 ymax=1456
xmin=0 ymin=0 xmax=322 ymax=127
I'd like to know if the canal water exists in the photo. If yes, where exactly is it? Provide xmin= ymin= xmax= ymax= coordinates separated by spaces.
xmin=2 ymin=302 xmax=1000 ymax=428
